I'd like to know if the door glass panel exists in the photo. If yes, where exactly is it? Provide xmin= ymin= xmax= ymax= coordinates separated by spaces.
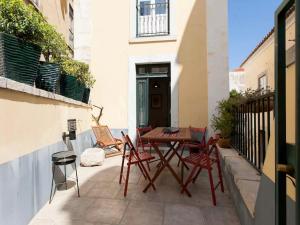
xmin=136 ymin=79 xmax=149 ymax=127
xmin=140 ymin=1 xmax=151 ymax=16
xmin=150 ymin=65 xmax=169 ymax=74
xmin=155 ymin=0 xmax=167 ymax=14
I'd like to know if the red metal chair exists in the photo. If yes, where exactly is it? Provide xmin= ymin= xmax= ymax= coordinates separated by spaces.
xmin=181 ymin=137 xmax=224 ymax=206
xmin=119 ymin=131 xmax=156 ymax=197
xmin=177 ymin=126 xmax=207 ymax=167
xmin=136 ymin=126 xmax=153 ymax=170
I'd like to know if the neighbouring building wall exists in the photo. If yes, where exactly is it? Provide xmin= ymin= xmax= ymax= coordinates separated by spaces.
xmin=76 ymin=0 xmax=228 ymax=137
xmin=242 ymin=11 xmax=295 ymax=91
xmin=0 ymin=79 xmax=94 ymax=225
xmin=25 ymin=0 xmax=74 ymax=50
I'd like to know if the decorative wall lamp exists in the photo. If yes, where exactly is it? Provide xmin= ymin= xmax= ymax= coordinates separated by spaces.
xmin=62 ymin=119 xmax=77 ymax=141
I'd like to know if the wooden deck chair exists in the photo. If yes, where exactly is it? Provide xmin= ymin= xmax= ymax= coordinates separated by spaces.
xmin=92 ymin=125 xmax=123 ymax=157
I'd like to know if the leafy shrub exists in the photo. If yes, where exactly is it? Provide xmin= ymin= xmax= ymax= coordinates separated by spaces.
xmin=0 ymin=0 xmax=69 ymax=61
xmin=59 ymin=58 xmax=96 ymax=88
xmin=0 ymin=0 xmax=44 ymax=43
xmin=0 ymin=0 xmax=96 ymax=88
xmin=38 ymin=23 xmax=70 ymax=62
xmin=211 ymin=91 xmax=242 ymax=138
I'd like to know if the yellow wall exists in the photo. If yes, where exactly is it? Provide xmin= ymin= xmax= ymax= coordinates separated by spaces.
xmin=242 ymin=12 xmax=295 ymax=91
xmin=0 ymin=88 xmax=92 ymax=165
xmin=90 ymin=0 xmax=208 ymax=129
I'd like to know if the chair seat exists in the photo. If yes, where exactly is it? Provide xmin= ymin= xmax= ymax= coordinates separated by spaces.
xmin=183 ymin=152 xmax=215 ymax=168
xmin=126 ymin=152 xmax=155 ymax=164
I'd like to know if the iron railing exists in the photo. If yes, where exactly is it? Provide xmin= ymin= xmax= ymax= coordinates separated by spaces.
xmin=231 ymin=92 xmax=275 ymax=172
xmin=136 ymin=1 xmax=170 ymax=37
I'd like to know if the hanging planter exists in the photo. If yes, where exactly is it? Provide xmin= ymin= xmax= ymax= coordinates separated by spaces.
xmin=60 ymin=74 xmax=85 ymax=101
xmin=82 ymin=88 xmax=91 ymax=104
xmin=36 ymin=62 xmax=60 ymax=92
xmin=0 ymin=32 xmax=41 ymax=85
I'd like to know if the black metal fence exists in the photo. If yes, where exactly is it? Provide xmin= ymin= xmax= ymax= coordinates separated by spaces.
xmin=231 ymin=92 xmax=275 ymax=172
xmin=136 ymin=1 xmax=169 ymax=37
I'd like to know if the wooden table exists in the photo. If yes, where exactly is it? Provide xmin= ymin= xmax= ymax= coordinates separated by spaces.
xmin=141 ymin=127 xmax=192 ymax=195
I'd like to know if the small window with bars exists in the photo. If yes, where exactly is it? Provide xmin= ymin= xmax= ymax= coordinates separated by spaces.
xmin=136 ymin=0 xmax=170 ymax=37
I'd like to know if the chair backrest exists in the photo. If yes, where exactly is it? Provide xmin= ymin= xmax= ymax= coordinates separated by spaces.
xmin=92 ymin=125 xmax=116 ymax=146
xmin=121 ymin=131 xmax=136 ymax=151
xmin=190 ymin=126 xmax=207 ymax=145
xmin=136 ymin=126 xmax=152 ymax=145
xmin=206 ymin=137 xmax=219 ymax=155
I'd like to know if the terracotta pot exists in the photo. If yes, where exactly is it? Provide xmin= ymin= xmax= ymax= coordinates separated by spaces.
xmin=218 ymin=138 xmax=231 ymax=148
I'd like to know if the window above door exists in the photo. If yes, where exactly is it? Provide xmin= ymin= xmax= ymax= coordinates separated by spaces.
xmin=136 ymin=0 xmax=170 ymax=37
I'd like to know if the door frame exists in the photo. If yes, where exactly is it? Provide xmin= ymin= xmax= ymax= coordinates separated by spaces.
xmin=136 ymin=64 xmax=171 ymax=128
xmin=128 ymin=55 xmax=179 ymax=140
xmin=275 ymin=1 xmax=299 ymax=225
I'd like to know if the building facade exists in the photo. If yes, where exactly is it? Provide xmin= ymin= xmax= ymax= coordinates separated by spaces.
xmin=74 ymin=0 xmax=229 ymax=138
xmin=25 ymin=0 xmax=75 ymax=51
xmin=229 ymin=67 xmax=246 ymax=93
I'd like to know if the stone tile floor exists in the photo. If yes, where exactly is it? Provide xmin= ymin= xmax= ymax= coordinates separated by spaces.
xmin=29 ymin=155 xmax=241 ymax=225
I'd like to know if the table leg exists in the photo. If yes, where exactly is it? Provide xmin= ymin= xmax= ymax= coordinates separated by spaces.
xmin=143 ymin=142 xmax=191 ymax=196
xmin=143 ymin=143 xmax=177 ymax=192
xmin=173 ymin=143 xmax=189 ymax=170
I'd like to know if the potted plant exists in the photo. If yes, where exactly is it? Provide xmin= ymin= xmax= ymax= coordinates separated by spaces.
xmin=0 ymin=0 xmax=44 ymax=85
xmin=59 ymin=58 xmax=95 ymax=102
xmin=35 ymin=24 xmax=69 ymax=92
xmin=211 ymin=91 xmax=241 ymax=148
xmin=79 ymin=65 xmax=95 ymax=104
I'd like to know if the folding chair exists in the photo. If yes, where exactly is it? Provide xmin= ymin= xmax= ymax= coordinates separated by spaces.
xmin=136 ymin=126 xmax=156 ymax=171
xmin=119 ymin=131 xmax=156 ymax=197
xmin=177 ymin=126 xmax=207 ymax=167
xmin=181 ymin=137 xmax=224 ymax=205
xmin=92 ymin=125 xmax=123 ymax=157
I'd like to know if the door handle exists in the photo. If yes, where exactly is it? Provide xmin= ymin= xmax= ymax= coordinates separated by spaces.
xmin=277 ymin=164 xmax=294 ymax=175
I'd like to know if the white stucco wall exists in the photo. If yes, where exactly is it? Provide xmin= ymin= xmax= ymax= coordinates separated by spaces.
xmin=206 ymin=0 xmax=229 ymax=136
xmin=74 ymin=0 xmax=92 ymax=64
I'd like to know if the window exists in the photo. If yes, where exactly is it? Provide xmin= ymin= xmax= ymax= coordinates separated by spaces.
xmin=136 ymin=0 xmax=169 ymax=37
xmin=69 ymin=4 xmax=74 ymax=49
xmin=258 ymin=74 xmax=267 ymax=91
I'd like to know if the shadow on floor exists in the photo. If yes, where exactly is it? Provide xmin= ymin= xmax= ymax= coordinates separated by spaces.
xmin=29 ymin=155 xmax=241 ymax=225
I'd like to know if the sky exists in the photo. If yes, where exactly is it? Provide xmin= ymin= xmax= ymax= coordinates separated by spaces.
xmin=229 ymin=0 xmax=282 ymax=70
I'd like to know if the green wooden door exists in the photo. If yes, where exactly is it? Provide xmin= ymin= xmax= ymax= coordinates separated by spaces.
xmin=136 ymin=78 xmax=149 ymax=127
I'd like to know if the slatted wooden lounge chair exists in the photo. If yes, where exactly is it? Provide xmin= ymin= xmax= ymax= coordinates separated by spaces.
xmin=92 ymin=125 xmax=123 ymax=158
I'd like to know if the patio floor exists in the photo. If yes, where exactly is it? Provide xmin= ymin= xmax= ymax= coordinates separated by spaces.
xmin=29 ymin=154 xmax=241 ymax=225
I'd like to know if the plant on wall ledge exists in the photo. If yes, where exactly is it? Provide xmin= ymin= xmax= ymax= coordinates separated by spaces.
xmin=211 ymin=91 xmax=242 ymax=148
xmin=59 ymin=58 xmax=95 ymax=88
xmin=0 ymin=0 xmax=44 ymax=85
xmin=58 ymin=57 xmax=95 ymax=102
xmin=38 ymin=24 xmax=70 ymax=62
xmin=0 ymin=0 xmax=45 ymax=43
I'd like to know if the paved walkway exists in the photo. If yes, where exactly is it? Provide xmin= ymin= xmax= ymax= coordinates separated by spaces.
xmin=29 ymin=154 xmax=241 ymax=225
